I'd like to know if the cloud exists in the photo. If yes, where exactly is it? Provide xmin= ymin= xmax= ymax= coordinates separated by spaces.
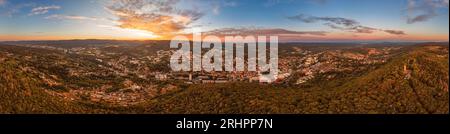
xmin=203 ymin=27 xmax=327 ymax=37
xmin=212 ymin=5 xmax=220 ymax=15
xmin=1 ymin=3 xmax=34 ymax=17
xmin=288 ymin=14 xmax=359 ymax=27
xmin=383 ymin=30 xmax=406 ymax=35
xmin=288 ymin=14 xmax=406 ymax=35
xmin=28 ymin=5 xmax=60 ymax=16
xmin=105 ymin=0 xmax=204 ymax=38
xmin=353 ymin=26 xmax=377 ymax=34
xmin=0 ymin=0 xmax=6 ymax=6
xmin=406 ymin=0 xmax=449 ymax=24
xmin=210 ymin=0 xmax=237 ymax=15
xmin=44 ymin=14 xmax=100 ymax=21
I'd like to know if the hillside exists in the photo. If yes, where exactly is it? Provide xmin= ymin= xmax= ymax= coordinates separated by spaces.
xmin=141 ymin=45 xmax=449 ymax=114
xmin=0 ymin=44 xmax=448 ymax=114
xmin=0 ymin=57 xmax=135 ymax=114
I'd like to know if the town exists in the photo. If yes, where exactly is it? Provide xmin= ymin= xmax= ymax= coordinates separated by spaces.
xmin=0 ymin=41 xmax=416 ymax=106
xmin=1 ymin=40 xmax=448 ymax=114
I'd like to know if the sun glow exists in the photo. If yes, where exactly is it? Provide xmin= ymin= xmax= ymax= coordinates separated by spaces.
xmin=120 ymin=28 xmax=160 ymax=39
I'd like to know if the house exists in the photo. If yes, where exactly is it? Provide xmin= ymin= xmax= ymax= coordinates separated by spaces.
xmin=155 ymin=74 xmax=168 ymax=80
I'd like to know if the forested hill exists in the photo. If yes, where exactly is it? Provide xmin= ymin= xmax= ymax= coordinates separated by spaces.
xmin=142 ymin=44 xmax=449 ymax=114
xmin=0 ymin=58 xmax=132 ymax=113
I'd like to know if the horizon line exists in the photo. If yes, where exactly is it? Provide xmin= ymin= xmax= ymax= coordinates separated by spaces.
xmin=1 ymin=38 xmax=449 ymax=44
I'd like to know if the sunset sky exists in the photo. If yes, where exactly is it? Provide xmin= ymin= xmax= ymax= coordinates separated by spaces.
xmin=0 ymin=0 xmax=448 ymax=42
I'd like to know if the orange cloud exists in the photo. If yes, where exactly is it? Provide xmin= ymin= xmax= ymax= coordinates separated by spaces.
xmin=116 ymin=14 xmax=187 ymax=38
xmin=106 ymin=0 xmax=203 ymax=39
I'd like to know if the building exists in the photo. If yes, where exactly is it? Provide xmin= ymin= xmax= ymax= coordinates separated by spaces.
xmin=155 ymin=74 xmax=168 ymax=80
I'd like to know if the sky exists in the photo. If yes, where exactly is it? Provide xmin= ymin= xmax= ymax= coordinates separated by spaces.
xmin=0 ymin=0 xmax=448 ymax=42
